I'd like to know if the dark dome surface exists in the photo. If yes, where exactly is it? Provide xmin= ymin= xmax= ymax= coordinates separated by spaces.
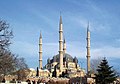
xmin=53 ymin=53 xmax=74 ymax=63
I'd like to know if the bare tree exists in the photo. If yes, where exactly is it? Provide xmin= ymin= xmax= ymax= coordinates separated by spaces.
xmin=0 ymin=20 xmax=28 ymax=81
xmin=15 ymin=57 xmax=29 ymax=81
xmin=0 ymin=51 xmax=17 ymax=75
xmin=0 ymin=20 xmax=13 ymax=50
xmin=0 ymin=20 xmax=14 ymax=77
xmin=15 ymin=57 xmax=28 ymax=70
xmin=16 ymin=68 xmax=30 ymax=81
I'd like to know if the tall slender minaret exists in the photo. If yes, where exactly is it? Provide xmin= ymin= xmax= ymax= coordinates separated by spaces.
xmin=39 ymin=32 xmax=42 ymax=69
xmin=59 ymin=15 xmax=63 ymax=72
xmin=86 ymin=22 xmax=91 ymax=75
xmin=63 ymin=39 xmax=66 ymax=53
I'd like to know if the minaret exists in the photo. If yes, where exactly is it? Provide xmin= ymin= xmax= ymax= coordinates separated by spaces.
xmin=59 ymin=15 xmax=63 ymax=72
xmin=86 ymin=22 xmax=91 ymax=75
xmin=39 ymin=32 xmax=42 ymax=69
xmin=63 ymin=39 xmax=66 ymax=53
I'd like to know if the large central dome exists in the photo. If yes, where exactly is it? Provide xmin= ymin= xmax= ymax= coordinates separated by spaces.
xmin=52 ymin=53 xmax=74 ymax=63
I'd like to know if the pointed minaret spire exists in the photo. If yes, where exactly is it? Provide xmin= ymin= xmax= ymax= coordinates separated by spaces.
xmin=64 ymin=38 xmax=66 ymax=43
xmin=39 ymin=32 xmax=42 ymax=69
xmin=60 ymin=16 xmax=62 ymax=24
xmin=87 ymin=21 xmax=89 ymax=32
xmin=63 ymin=38 xmax=66 ymax=53
xmin=60 ymin=11 xmax=62 ymax=24
xmin=59 ymin=14 xmax=63 ymax=72
xmin=40 ymin=31 xmax=42 ymax=38
xmin=86 ymin=22 xmax=91 ymax=75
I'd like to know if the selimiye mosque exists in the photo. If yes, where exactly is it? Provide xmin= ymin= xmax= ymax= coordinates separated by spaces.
xmin=29 ymin=15 xmax=91 ymax=78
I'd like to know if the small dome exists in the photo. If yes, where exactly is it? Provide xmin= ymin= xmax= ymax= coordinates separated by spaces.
xmin=47 ymin=58 xmax=51 ymax=64
xmin=74 ymin=57 xmax=78 ymax=63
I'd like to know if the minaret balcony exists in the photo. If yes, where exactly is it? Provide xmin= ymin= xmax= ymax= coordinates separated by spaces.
xmin=59 ymin=50 xmax=63 ymax=52
xmin=86 ymin=55 xmax=90 ymax=57
xmin=59 ymin=30 xmax=63 ymax=32
xmin=39 ymin=43 xmax=42 ymax=45
xmin=86 ymin=37 xmax=90 ymax=39
xmin=39 ymin=59 xmax=42 ymax=61
xmin=39 ymin=51 xmax=42 ymax=53
xmin=86 ymin=46 xmax=90 ymax=48
xmin=59 ymin=40 xmax=63 ymax=42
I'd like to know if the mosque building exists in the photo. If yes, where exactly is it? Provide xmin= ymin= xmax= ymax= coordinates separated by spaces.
xmin=36 ymin=15 xmax=91 ymax=78
xmin=1 ymin=15 xmax=92 ymax=84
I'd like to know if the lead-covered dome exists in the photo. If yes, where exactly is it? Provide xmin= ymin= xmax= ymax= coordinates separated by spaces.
xmin=52 ymin=53 xmax=74 ymax=63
